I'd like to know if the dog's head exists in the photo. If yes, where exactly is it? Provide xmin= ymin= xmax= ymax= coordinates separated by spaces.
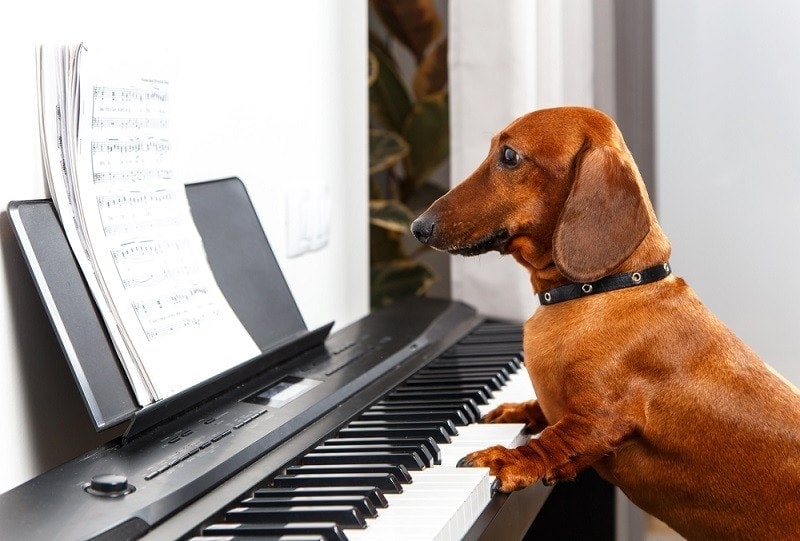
xmin=411 ymin=106 xmax=669 ymax=288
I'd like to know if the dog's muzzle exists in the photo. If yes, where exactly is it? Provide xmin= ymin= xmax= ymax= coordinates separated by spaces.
xmin=411 ymin=214 xmax=510 ymax=255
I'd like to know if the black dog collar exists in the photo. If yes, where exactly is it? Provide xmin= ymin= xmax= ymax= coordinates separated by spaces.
xmin=538 ymin=263 xmax=672 ymax=305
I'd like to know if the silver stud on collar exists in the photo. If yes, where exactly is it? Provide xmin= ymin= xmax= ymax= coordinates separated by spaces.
xmin=544 ymin=292 xmax=552 ymax=302
xmin=631 ymin=272 xmax=642 ymax=283
xmin=581 ymin=284 xmax=593 ymax=294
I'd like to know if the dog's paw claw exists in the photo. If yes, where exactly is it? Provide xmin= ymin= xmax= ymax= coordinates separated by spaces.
xmin=456 ymin=456 xmax=474 ymax=468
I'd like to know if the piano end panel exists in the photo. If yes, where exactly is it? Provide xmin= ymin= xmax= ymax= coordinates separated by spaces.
xmin=463 ymin=482 xmax=552 ymax=541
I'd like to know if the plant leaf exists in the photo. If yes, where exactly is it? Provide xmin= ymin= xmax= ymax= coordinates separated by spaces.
xmin=401 ymin=91 xmax=449 ymax=192
xmin=369 ymin=199 xmax=415 ymax=233
xmin=368 ymin=51 xmax=379 ymax=87
xmin=370 ymin=259 xmax=435 ymax=308
xmin=369 ymin=0 xmax=442 ymax=63
xmin=413 ymin=37 xmax=448 ymax=99
xmin=369 ymin=35 xmax=413 ymax=133
xmin=369 ymin=129 xmax=410 ymax=174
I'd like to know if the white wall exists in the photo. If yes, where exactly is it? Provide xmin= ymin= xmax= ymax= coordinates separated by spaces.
xmin=0 ymin=0 xmax=368 ymax=494
xmin=655 ymin=0 xmax=800 ymax=385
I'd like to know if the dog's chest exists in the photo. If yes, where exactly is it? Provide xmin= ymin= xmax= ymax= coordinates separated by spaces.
xmin=522 ymin=303 xmax=618 ymax=422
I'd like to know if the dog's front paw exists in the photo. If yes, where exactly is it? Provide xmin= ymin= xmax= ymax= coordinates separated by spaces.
xmin=481 ymin=403 xmax=526 ymax=424
xmin=456 ymin=445 xmax=543 ymax=492
xmin=481 ymin=401 xmax=547 ymax=434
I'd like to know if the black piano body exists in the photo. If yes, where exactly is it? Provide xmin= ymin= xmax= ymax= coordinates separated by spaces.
xmin=0 ymin=178 xmax=550 ymax=540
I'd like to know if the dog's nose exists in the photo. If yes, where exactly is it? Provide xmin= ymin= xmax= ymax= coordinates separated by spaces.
xmin=411 ymin=215 xmax=435 ymax=244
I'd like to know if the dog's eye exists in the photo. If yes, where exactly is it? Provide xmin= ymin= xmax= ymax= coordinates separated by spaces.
xmin=500 ymin=146 xmax=521 ymax=168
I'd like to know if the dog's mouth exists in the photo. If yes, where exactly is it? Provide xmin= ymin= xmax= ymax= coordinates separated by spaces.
xmin=448 ymin=228 xmax=511 ymax=256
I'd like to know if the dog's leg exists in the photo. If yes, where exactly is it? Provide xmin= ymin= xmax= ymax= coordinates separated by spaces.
xmin=459 ymin=412 xmax=635 ymax=492
xmin=481 ymin=399 xmax=549 ymax=434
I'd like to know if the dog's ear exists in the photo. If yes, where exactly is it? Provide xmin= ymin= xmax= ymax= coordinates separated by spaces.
xmin=552 ymin=146 xmax=650 ymax=283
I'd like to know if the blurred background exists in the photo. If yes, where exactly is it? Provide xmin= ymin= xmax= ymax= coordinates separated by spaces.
xmin=0 ymin=1 xmax=798 ymax=538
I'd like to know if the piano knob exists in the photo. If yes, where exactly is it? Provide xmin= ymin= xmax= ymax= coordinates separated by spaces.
xmin=85 ymin=474 xmax=135 ymax=497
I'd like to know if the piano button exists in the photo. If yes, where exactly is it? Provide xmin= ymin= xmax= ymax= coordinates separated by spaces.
xmin=338 ymin=426 xmax=451 ymax=444
xmin=300 ymin=450 xmax=433 ymax=470
xmin=226 ymin=505 xmax=368 ymax=529
xmin=294 ymin=456 xmax=420 ymax=476
xmin=253 ymin=486 xmax=388 ymax=509
xmin=203 ymin=521 xmax=347 ymax=541
xmin=285 ymin=464 xmax=412 ymax=483
xmin=240 ymin=495 xmax=378 ymax=518
xmin=322 ymin=437 xmax=441 ymax=465
xmin=308 ymin=444 xmax=434 ymax=468
xmin=272 ymin=473 xmax=404 ymax=493
xmin=359 ymin=409 xmax=469 ymax=427
xmin=346 ymin=418 xmax=459 ymax=437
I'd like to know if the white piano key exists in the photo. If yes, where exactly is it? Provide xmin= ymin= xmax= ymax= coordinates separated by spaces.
xmin=345 ymin=467 xmax=491 ymax=541
xmin=439 ymin=423 xmax=530 ymax=466
xmin=478 ymin=367 xmax=535 ymax=417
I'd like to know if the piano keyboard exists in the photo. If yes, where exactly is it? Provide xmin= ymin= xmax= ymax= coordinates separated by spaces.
xmin=188 ymin=321 xmax=535 ymax=541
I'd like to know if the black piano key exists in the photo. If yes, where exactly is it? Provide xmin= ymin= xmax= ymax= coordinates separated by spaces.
xmin=414 ymin=366 xmax=511 ymax=382
xmin=429 ymin=356 xmax=522 ymax=371
xmin=272 ymin=472 xmax=404 ymax=493
xmin=240 ymin=495 xmax=378 ymax=518
xmin=469 ymin=322 xmax=522 ymax=334
xmin=286 ymin=463 xmax=414 ymax=481
xmin=385 ymin=389 xmax=490 ymax=405
xmin=396 ymin=382 xmax=494 ymax=395
xmin=346 ymin=418 xmax=459 ymax=436
xmin=253 ymin=486 xmax=388 ymax=508
xmin=375 ymin=396 xmax=483 ymax=419
xmin=189 ymin=534 xmax=326 ymax=541
xmin=338 ymin=425 xmax=451 ymax=443
xmin=359 ymin=408 xmax=469 ymax=427
xmin=204 ymin=521 xmax=348 ymax=541
xmin=308 ymin=443 xmax=435 ymax=467
xmin=321 ymin=437 xmax=441 ymax=465
xmin=374 ymin=398 xmax=482 ymax=423
xmin=226 ymin=505 xmax=367 ymax=529
xmin=405 ymin=375 xmax=503 ymax=391
xmin=300 ymin=451 xmax=425 ymax=472
xmin=458 ymin=333 xmax=522 ymax=344
xmin=442 ymin=343 xmax=523 ymax=357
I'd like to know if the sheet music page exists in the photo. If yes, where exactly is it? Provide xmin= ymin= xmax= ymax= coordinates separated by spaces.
xmin=37 ymin=44 xmax=154 ymax=403
xmin=38 ymin=43 xmax=261 ymax=403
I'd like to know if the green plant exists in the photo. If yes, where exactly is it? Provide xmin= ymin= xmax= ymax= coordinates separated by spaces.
xmin=368 ymin=0 xmax=449 ymax=309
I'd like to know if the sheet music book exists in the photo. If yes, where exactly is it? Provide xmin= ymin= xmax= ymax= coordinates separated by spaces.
xmin=36 ymin=43 xmax=261 ymax=406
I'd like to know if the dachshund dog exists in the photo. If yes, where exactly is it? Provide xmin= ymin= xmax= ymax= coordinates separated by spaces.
xmin=411 ymin=107 xmax=800 ymax=540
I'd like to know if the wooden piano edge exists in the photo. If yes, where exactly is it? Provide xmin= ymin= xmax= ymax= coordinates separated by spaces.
xmin=464 ymin=482 xmax=552 ymax=541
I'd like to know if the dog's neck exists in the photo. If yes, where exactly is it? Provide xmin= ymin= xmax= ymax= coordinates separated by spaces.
xmin=510 ymin=223 xmax=673 ymax=295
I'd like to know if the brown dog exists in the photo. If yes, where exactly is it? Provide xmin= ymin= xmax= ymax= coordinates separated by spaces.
xmin=411 ymin=106 xmax=800 ymax=539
